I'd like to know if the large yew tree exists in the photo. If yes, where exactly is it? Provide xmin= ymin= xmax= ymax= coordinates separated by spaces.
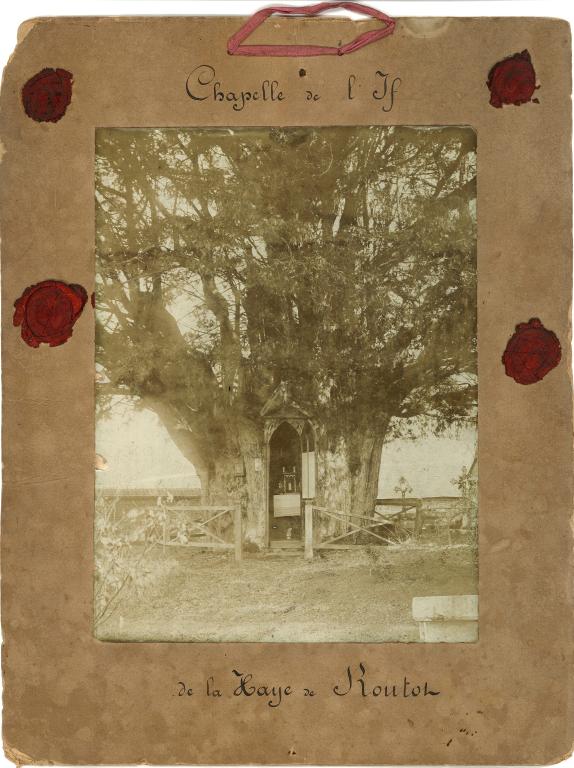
xmin=95 ymin=126 xmax=477 ymax=544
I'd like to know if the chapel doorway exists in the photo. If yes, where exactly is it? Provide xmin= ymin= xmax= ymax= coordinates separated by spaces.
xmin=268 ymin=422 xmax=302 ymax=542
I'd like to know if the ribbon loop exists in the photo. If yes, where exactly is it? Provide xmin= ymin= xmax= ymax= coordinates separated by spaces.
xmin=227 ymin=1 xmax=396 ymax=57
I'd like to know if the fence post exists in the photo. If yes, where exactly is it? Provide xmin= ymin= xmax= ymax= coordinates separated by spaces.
xmin=234 ymin=505 xmax=242 ymax=562
xmin=414 ymin=501 xmax=424 ymax=539
xmin=304 ymin=501 xmax=313 ymax=560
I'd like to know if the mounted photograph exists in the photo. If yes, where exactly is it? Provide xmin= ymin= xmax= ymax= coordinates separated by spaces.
xmin=94 ymin=125 xmax=478 ymax=642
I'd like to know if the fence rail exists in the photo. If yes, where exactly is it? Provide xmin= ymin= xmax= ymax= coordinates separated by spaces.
xmin=158 ymin=504 xmax=242 ymax=561
xmin=304 ymin=502 xmax=414 ymax=559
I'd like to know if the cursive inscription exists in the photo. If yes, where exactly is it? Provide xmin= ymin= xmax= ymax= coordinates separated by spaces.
xmin=333 ymin=662 xmax=440 ymax=697
xmin=185 ymin=65 xmax=401 ymax=112
xmin=175 ymin=663 xmax=439 ymax=707
xmin=186 ymin=65 xmax=285 ymax=112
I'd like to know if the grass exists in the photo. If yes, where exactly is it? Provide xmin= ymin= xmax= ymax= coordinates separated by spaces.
xmin=95 ymin=544 xmax=478 ymax=643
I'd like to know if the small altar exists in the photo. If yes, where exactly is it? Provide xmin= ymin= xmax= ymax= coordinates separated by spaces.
xmin=273 ymin=492 xmax=301 ymax=518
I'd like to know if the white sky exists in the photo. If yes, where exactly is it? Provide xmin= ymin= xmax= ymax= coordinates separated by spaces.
xmin=96 ymin=404 xmax=476 ymax=497
xmin=379 ymin=429 xmax=476 ymax=498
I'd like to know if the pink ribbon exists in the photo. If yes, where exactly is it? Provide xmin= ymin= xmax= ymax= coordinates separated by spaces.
xmin=227 ymin=1 xmax=396 ymax=57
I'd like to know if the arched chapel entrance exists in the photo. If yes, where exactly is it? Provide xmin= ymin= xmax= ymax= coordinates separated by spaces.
xmin=268 ymin=422 xmax=301 ymax=542
xmin=261 ymin=384 xmax=316 ymax=548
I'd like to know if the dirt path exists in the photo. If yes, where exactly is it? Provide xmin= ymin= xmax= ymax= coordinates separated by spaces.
xmin=96 ymin=546 xmax=477 ymax=643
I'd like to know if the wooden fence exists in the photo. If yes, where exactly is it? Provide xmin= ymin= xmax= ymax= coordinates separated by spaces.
xmin=303 ymin=502 xmax=413 ymax=560
xmin=158 ymin=504 xmax=242 ymax=561
xmin=302 ymin=497 xmax=474 ymax=558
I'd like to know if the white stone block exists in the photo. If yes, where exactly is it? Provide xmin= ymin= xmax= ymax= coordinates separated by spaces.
xmin=412 ymin=595 xmax=478 ymax=643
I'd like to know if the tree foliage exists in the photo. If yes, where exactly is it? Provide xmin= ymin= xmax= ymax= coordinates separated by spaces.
xmin=96 ymin=126 xmax=476 ymax=484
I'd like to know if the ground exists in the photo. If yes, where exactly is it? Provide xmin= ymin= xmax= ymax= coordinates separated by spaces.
xmin=95 ymin=544 xmax=478 ymax=643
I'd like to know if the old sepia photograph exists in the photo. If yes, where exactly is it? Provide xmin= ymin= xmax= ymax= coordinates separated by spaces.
xmin=94 ymin=125 xmax=477 ymax=643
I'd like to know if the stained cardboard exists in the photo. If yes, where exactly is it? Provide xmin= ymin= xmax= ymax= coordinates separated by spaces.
xmin=0 ymin=13 xmax=572 ymax=765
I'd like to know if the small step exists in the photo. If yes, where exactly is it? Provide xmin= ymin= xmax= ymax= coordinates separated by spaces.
xmin=270 ymin=540 xmax=303 ymax=550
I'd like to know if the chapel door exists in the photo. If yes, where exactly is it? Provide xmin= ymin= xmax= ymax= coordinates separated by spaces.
xmin=268 ymin=422 xmax=302 ymax=542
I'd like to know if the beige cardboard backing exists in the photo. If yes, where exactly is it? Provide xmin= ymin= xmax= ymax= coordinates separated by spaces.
xmin=1 ymin=14 xmax=572 ymax=765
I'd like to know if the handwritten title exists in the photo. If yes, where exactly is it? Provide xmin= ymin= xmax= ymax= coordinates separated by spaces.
xmin=176 ymin=663 xmax=439 ymax=708
xmin=186 ymin=65 xmax=401 ymax=113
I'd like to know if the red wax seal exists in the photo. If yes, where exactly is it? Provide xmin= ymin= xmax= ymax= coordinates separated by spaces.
xmin=21 ymin=68 xmax=73 ymax=123
xmin=487 ymin=50 xmax=537 ymax=108
xmin=502 ymin=318 xmax=561 ymax=384
xmin=13 ymin=280 xmax=87 ymax=348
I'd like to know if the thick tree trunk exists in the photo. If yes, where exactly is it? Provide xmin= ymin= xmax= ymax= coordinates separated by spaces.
xmin=349 ymin=430 xmax=386 ymax=517
xmin=315 ymin=427 xmax=387 ymax=542
xmin=147 ymin=397 xmax=388 ymax=550
xmin=235 ymin=421 xmax=266 ymax=546
xmin=194 ymin=420 xmax=266 ymax=548
xmin=145 ymin=398 xmax=266 ymax=546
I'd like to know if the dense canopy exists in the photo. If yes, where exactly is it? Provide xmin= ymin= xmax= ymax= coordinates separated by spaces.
xmin=95 ymin=126 xmax=477 ymax=540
